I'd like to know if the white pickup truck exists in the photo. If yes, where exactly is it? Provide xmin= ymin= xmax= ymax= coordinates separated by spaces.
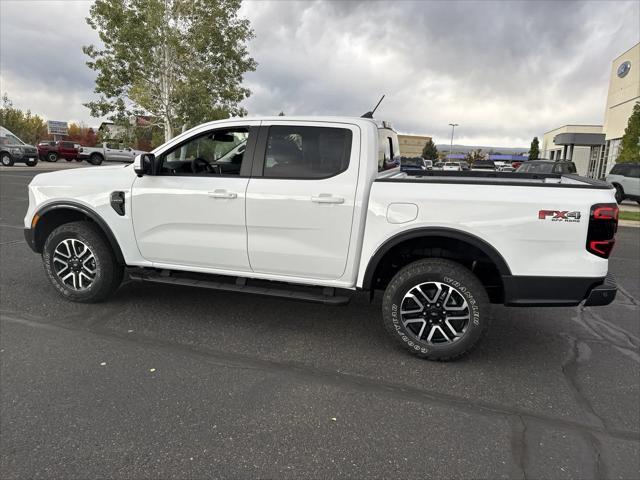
xmin=24 ymin=116 xmax=619 ymax=360
xmin=78 ymin=142 xmax=148 ymax=165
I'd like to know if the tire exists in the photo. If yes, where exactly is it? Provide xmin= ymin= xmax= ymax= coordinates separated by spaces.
xmin=76 ymin=158 xmax=83 ymax=162
xmin=65 ymin=158 xmax=73 ymax=162
xmin=614 ymin=184 xmax=624 ymax=204
xmin=42 ymin=221 xmax=124 ymax=303
xmin=25 ymin=158 xmax=38 ymax=167
xmin=382 ymin=258 xmax=490 ymax=361
xmin=1 ymin=153 xmax=14 ymax=166
xmin=47 ymin=152 xmax=59 ymax=162
xmin=89 ymin=153 xmax=103 ymax=166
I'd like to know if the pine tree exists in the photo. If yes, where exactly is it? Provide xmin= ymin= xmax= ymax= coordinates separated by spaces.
xmin=616 ymin=102 xmax=640 ymax=163
xmin=421 ymin=138 xmax=438 ymax=160
xmin=529 ymin=137 xmax=540 ymax=160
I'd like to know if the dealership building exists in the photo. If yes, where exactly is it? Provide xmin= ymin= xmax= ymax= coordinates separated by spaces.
xmin=398 ymin=134 xmax=432 ymax=157
xmin=541 ymin=42 xmax=639 ymax=178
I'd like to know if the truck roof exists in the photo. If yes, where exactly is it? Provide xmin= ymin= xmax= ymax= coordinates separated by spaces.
xmin=195 ymin=116 xmax=394 ymax=131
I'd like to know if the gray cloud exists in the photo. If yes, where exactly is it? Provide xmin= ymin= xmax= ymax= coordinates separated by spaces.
xmin=1 ymin=0 xmax=638 ymax=146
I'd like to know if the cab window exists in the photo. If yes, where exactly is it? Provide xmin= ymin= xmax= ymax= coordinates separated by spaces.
xmin=159 ymin=127 xmax=249 ymax=176
xmin=263 ymin=126 xmax=352 ymax=179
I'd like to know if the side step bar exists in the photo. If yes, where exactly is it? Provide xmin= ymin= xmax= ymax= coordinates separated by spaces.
xmin=128 ymin=271 xmax=351 ymax=306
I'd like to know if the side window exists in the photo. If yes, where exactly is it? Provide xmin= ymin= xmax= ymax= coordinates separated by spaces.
xmin=567 ymin=163 xmax=577 ymax=174
xmin=610 ymin=164 xmax=628 ymax=176
xmin=263 ymin=126 xmax=352 ymax=179
xmin=627 ymin=165 xmax=640 ymax=178
xmin=159 ymin=127 xmax=249 ymax=176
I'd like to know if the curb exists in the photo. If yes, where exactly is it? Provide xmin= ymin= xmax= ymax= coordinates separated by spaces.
xmin=618 ymin=220 xmax=639 ymax=228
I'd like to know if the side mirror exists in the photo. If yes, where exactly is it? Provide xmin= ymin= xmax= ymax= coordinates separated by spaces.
xmin=134 ymin=153 xmax=155 ymax=177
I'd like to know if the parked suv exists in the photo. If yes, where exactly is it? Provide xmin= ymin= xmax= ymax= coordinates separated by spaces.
xmin=516 ymin=160 xmax=577 ymax=174
xmin=37 ymin=140 xmax=79 ymax=162
xmin=606 ymin=163 xmax=640 ymax=204
xmin=0 ymin=126 xmax=38 ymax=167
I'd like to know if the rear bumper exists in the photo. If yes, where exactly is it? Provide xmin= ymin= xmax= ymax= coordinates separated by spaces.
xmin=583 ymin=274 xmax=617 ymax=306
xmin=503 ymin=274 xmax=616 ymax=307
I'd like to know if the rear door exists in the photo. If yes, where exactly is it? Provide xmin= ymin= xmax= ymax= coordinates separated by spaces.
xmin=622 ymin=164 xmax=640 ymax=196
xmin=60 ymin=141 xmax=76 ymax=159
xmin=245 ymin=121 xmax=360 ymax=280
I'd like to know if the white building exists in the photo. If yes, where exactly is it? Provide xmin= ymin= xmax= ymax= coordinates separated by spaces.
xmin=541 ymin=42 xmax=639 ymax=179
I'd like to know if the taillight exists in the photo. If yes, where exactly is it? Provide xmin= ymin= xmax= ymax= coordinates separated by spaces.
xmin=586 ymin=203 xmax=618 ymax=258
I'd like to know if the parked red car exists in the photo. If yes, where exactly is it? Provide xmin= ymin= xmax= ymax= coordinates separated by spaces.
xmin=37 ymin=140 xmax=80 ymax=162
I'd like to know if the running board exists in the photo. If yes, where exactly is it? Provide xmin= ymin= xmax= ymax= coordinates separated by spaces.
xmin=128 ymin=271 xmax=351 ymax=306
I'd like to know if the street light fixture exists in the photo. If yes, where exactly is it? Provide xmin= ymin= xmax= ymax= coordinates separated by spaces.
xmin=449 ymin=123 xmax=459 ymax=159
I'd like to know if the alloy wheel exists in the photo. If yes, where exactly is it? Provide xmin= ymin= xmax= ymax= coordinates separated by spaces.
xmin=52 ymin=238 xmax=97 ymax=291
xmin=400 ymin=281 xmax=470 ymax=344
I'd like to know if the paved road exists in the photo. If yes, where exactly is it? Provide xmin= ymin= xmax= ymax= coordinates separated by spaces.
xmin=1 ymin=169 xmax=639 ymax=479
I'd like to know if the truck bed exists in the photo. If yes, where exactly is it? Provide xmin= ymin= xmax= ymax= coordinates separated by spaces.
xmin=378 ymin=169 xmax=612 ymax=189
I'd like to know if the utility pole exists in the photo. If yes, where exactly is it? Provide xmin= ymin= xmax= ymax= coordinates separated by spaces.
xmin=449 ymin=123 xmax=459 ymax=159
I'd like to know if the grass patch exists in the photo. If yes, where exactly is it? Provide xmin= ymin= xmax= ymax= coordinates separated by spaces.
xmin=619 ymin=211 xmax=640 ymax=222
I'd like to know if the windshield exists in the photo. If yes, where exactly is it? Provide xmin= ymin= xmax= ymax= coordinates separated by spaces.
xmin=445 ymin=162 xmax=460 ymax=167
xmin=0 ymin=133 xmax=25 ymax=146
xmin=517 ymin=162 xmax=553 ymax=173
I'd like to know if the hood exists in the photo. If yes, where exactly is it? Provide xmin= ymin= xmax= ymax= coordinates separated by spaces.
xmin=30 ymin=164 xmax=132 ymax=187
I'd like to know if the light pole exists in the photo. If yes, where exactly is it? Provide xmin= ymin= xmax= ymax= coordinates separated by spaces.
xmin=448 ymin=123 xmax=459 ymax=159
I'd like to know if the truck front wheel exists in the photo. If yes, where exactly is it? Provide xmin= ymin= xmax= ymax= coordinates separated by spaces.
xmin=42 ymin=221 xmax=124 ymax=303
xmin=381 ymin=259 xmax=490 ymax=361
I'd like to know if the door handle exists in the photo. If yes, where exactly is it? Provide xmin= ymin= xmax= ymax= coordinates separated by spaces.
xmin=311 ymin=194 xmax=344 ymax=204
xmin=208 ymin=190 xmax=237 ymax=199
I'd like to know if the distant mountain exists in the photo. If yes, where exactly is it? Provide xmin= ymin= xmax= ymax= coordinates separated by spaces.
xmin=436 ymin=144 xmax=528 ymax=155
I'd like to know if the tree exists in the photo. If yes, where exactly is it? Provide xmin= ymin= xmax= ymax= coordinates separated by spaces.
xmin=465 ymin=148 xmax=485 ymax=165
xmin=421 ymin=138 xmax=438 ymax=160
xmin=529 ymin=136 xmax=540 ymax=160
xmin=83 ymin=0 xmax=257 ymax=142
xmin=616 ymin=102 xmax=640 ymax=163
xmin=0 ymin=94 xmax=48 ymax=144
xmin=67 ymin=122 xmax=99 ymax=147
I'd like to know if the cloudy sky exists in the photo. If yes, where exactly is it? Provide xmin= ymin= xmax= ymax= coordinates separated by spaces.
xmin=1 ymin=0 xmax=638 ymax=147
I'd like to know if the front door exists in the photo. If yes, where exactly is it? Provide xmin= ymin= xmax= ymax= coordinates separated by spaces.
xmin=131 ymin=122 xmax=259 ymax=271
xmin=245 ymin=122 xmax=360 ymax=280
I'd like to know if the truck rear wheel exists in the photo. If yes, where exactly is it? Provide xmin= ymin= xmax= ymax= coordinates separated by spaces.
xmin=89 ymin=153 xmax=103 ymax=166
xmin=381 ymin=259 xmax=490 ymax=361
xmin=42 ymin=221 xmax=123 ymax=303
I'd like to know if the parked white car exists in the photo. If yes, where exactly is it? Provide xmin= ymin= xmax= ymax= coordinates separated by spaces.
xmin=24 ymin=116 xmax=619 ymax=361
xmin=78 ymin=142 xmax=148 ymax=165
xmin=606 ymin=163 xmax=639 ymax=204
xmin=442 ymin=162 xmax=462 ymax=171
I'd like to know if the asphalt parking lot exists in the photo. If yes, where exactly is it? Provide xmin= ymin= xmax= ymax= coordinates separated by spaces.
xmin=1 ymin=166 xmax=639 ymax=479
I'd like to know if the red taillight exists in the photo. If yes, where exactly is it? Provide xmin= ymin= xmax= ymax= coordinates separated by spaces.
xmin=586 ymin=203 xmax=618 ymax=258
xmin=593 ymin=205 xmax=618 ymax=221
xmin=589 ymin=239 xmax=616 ymax=257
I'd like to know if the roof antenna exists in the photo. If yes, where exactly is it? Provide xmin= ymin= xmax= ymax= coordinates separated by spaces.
xmin=361 ymin=94 xmax=385 ymax=118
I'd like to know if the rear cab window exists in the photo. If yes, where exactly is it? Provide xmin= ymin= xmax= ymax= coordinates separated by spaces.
xmin=262 ymin=125 xmax=352 ymax=179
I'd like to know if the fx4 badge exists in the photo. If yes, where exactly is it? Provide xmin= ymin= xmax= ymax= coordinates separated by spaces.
xmin=538 ymin=210 xmax=581 ymax=222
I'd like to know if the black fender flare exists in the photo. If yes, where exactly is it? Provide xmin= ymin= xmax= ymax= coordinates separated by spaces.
xmin=361 ymin=227 xmax=512 ymax=290
xmin=34 ymin=201 xmax=125 ymax=264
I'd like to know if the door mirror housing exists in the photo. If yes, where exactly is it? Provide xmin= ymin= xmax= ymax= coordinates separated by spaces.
xmin=134 ymin=153 xmax=155 ymax=177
